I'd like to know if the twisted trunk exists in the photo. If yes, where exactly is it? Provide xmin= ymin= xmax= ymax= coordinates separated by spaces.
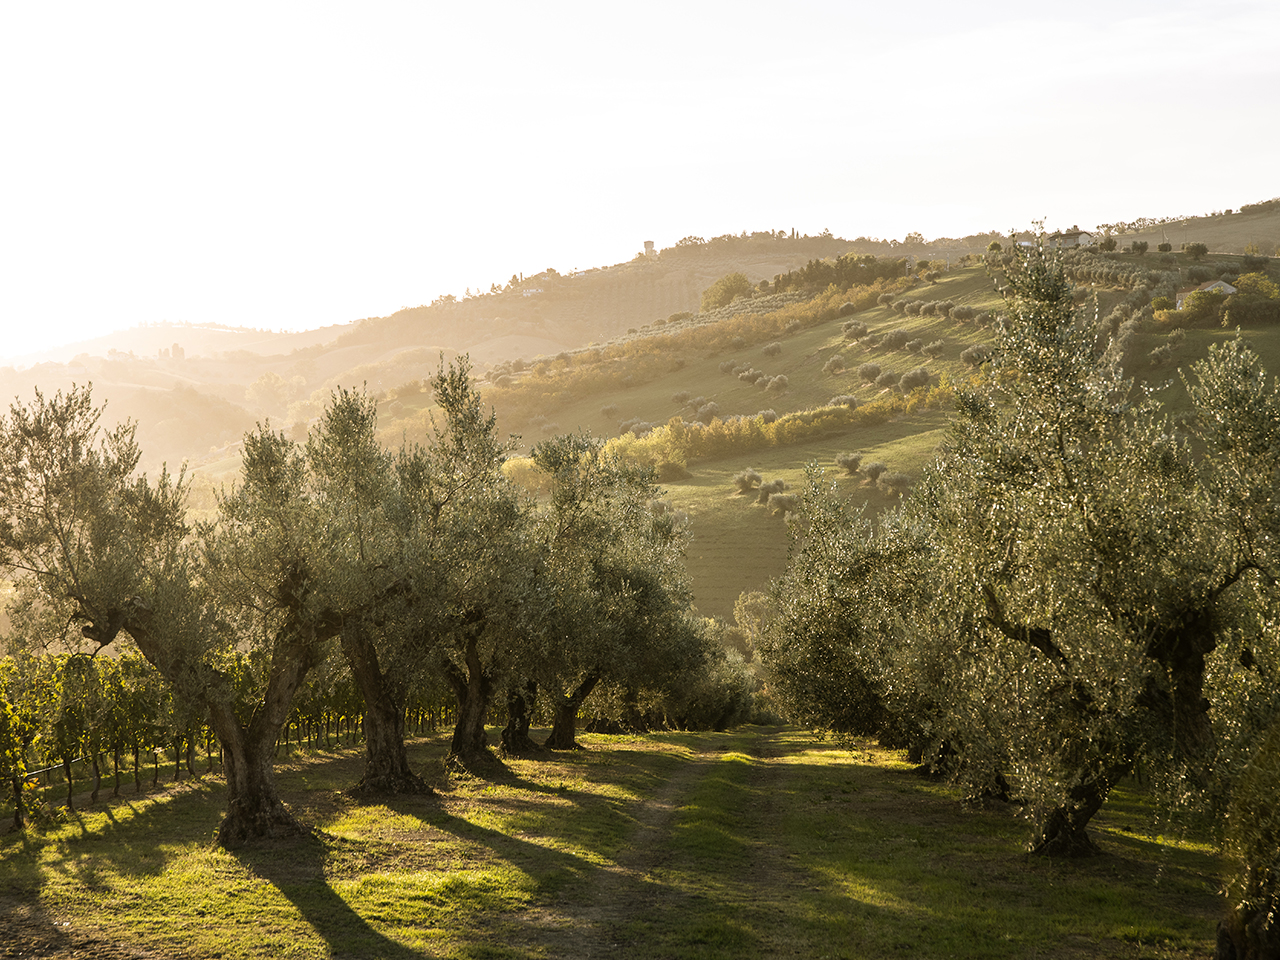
xmin=445 ymin=634 xmax=493 ymax=765
xmin=500 ymin=681 xmax=541 ymax=755
xmin=544 ymin=673 xmax=601 ymax=751
xmin=1032 ymin=760 xmax=1132 ymax=856
xmin=341 ymin=622 xmax=430 ymax=796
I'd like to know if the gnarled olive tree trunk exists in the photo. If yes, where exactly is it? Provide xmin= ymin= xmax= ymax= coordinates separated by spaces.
xmin=544 ymin=673 xmax=601 ymax=751
xmin=500 ymin=680 xmax=541 ymax=755
xmin=340 ymin=622 xmax=430 ymax=796
xmin=444 ymin=634 xmax=494 ymax=765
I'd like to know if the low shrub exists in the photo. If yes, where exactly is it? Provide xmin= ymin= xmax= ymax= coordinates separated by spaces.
xmin=672 ymin=390 xmax=693 ymax=405
xmin=905 ymin=338 xmax=924 ymax=354
xmin=822 ymin=355 xmax=846 ymax=375
xmin=922 ymin=340 xmax=944 ymax=359
xmin=768 ymin=492 xmax=799 ymax=515
xmin=827 ymin=394 xmax=858 ymax=408
xmin=881 ymin=328 xmax=910 ymax=351
xmin=762 ymin=341 xmax=782 ymax=357
xmin=765 ymin=375 xmax=789 ymax=396
xmin=857 ymin=362 xmax=881 ymax=383
xmin=875 ymin=370 xmax=898 ymax=388
xmin=732 ymin=467 xmax=762 ymax=493
xmin=835 ymin=452 xmax=863 ymax=475
xmin=899 ymin=367 xmax=930 ymax=392
xmin=862 ymin=461 xmax=888 ymax=483
xmin=879 ymin=472 xmax=911 ymax=496
xmin=600 ymin=403 xmax=619 ymax=418
xmin=757 ymin=478 xmax=786 ymax=504
xmin=961 ymin=343 xmax=991 ymax=368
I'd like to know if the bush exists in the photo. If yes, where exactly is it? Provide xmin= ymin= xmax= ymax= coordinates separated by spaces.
xmin=732 ymin=467 xmax=762 ymax=493
xmin=762 ymin=341 xmax=782 ymax=357
xmin=656 ymin=461 xmax=691 ymax=482
xmin=730 ymin=335 xmax=747 ymax=349
xmin=951 ymin=305 xmax=976 ymax=322
xmin=767 ymin=493 xmax=799 ymax=515
xmin=920 ymin=301 xmax=938 ymax=317
xmin=1151 ymin=295 xmax=1175 ymax=311
xmin=922 ymin=340 xmax=945 ymax=359
xmin=905 ymin=338 xmax=924 ymax=354
xmin=862 ymin=461 xmax=888 ymax=483
xmin=1099 ymin=237 xmax=1118 ymax=252
xmin=1187 ymin=265 xmax=1214 ymax=284
xmin=904 ymin=301 xmax=923 ymax=317
xmin=827 ymin=395 xmax=858 ymax=409
xmin=857 ymin=362 xmax=882 ymax=382
xmin=822 ymin=355 xmax=846 ymax=375
xmin=765 ymin=375 xmax=789 ymax=396
xmin=718 ymin=360 xmax=738 ymax=374
xmin=1185 ymin=242 xmax=1209 ymax=260
xmin=881 ymin=329 xmax=910 ymax=351
xmin=1149 ymin=344 xmax=1173 ymax=367
xmin=738 ymin=368 xmax=765 ymax=384
xmin=600 ymin=403 xmax=620 ymax=418
xmin=891 ymin=300 xmax=908 ymax=314
xmin=671 ymin=390 xmax=693 ymax=405
xmin=1157 ymin=242 xmax=1173 ymax=253
xmin=876 ymin=293 xmax=894 ymax=306
xmin=835 ymin=452 xmax=863 ymax=475
xmin=1131 ymin=241 xmax=1149 ymax=256
xmin=937 ymin=300 xmax=955 ymax=319
xmin=694 ymin=401 xmax=721 ymax=423
xmin=668 ymin=311 xmax=694 ymax=324
xmin=842 ymin=320 xmax=869 ymax=339
xmin=899 ymin=367 xmax=930 ymax=392
xmin=838 ymin=302 xmax=857 ymax=317
xmin=975 ymin=311 xmax=993 ymax=328
xmin=1243 ymin=254 xmax=1270 ymax=272
xmin=874 ymin=370 xmax=898 ymax=388
xmin=961 ymin=343 xmax=992 ymax=368
xmin=757 ymin=478 xmax=786 ymax=504
xmin=879 ymin=472 xmax=911 ymax=496
xmin=757 ymin=409 xmax=778 ymax=423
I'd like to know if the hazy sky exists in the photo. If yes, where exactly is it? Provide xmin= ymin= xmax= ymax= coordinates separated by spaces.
xmin=3 ymin=1 xmax=1277 ymax=361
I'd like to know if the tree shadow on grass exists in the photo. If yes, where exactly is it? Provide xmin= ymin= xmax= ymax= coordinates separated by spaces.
xmin=233 ymin=831 xmax=431 ymax=960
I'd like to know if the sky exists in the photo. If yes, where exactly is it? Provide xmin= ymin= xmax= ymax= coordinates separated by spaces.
xmin=2 ymin=1 xmax=1278 ymax=362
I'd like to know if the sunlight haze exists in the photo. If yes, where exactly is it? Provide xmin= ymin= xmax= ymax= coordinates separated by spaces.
xmin=2 ymin=1 xmax=1277 ymax=361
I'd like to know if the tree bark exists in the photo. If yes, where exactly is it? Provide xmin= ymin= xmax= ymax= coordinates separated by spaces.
xmin=500 ymin=681 xmax=542 ymax=755
xmin=444 ymin=635 xmax=493 ymax=766
xmin=1031 ymin=760 xmax=1131 ymax=857
xmin=11 ymin=773 xmax=24 ymax=829
xmin=544 ymin=674 xmax=601 ymax=751
xmin=1217 ymin=903 xmax=1280 ymax=960
xmin=340 ymin=622 xmax=430 ymax=796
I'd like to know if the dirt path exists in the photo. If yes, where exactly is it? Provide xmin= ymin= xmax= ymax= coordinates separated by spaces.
xmin=529 ymin=727 xmax=806 ymax=959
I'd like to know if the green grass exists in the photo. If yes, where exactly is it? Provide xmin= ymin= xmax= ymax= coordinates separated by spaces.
xmin=1 ymin=726 xmax=1222 ymax=959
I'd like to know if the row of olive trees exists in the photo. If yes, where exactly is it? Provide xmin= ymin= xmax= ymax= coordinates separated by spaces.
xmin=761 ymin=238 xmax=1280 ymax=958
xmin=0 ymin=363 xmax=713 ymax=847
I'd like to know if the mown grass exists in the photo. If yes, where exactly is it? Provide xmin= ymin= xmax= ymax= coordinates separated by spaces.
xmin=1 ymin=726 xmax=1221 ymax=959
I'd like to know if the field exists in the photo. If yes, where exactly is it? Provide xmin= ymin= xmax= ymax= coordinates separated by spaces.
xmin=1 ymin=727 xmax=1222 ymax=959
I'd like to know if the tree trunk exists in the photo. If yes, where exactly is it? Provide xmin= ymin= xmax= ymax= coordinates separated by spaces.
xmin=500 ymin=681 xmax=542 ymax=755
xmin=1031 ymin=761 xmax=1131 ymax=856
xmin=1217 ymin=902 xmax=1280 ymax=960
xmin=445 ymin=636 xmax=493 ymax=766
xmin=90 ymin=749 xmax=101 ymax=803
xmin=340 ymin=622 xmax=431 ymax=796
xmin=63 ymin=756 xmax=74 ymax=811
xmin=113 ymin=744 xmax=121 ymax=797
xmin=544 ymin=674 xmax=601 ymax=751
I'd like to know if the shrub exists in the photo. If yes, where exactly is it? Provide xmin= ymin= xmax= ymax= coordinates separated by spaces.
xmin=767 ymin=493 xmax=800 ymax=515
xmin=757 ymin=478 xmax=786 ymax=504
xmin=730 ymin=336 xmax=747 ymax=349
xmin=904 ymin=301 xmax=923 ymax=317
xmin=1187 ymin=265 xmax=1214 ymax=284
xmin=1099 ymin=237 xmax=1118 ymax=252
xmin=876 ymin=293 xmax=894 ymax=306
xmin=857 ymin=362 xmax=881 ymax=382
xmin=936 ymin=300 xmax=956 ymax=319
xmin=671 ymin=390 xmax=693 ymax=405
xmin=879 ymin=471 xmax=911 ymax=496
xmin=922 ymin=340 xmax=944 ymax=359
xmin=881 ymin=328 xmax=910 ymax=350
xmin=694 ymin=401 xmax=721 ymax=423
xmin=828 ymin=395 xmax=858 ymax=408
xmin=838 ymin=302 xmax=857 ymax=317
xmin=874 ymin=370 xmax=898 ymax=388
xmin=961 ymin=343 xmax=992 ymax=367
xmin=762 ymin=341 xmax=782 ymax=357
xmin=1157 ymin=242 xmax=1173 ymax=253
xmin=1151 ymin=295 xmax=1175 ymax=311
xmin=656 ymin=461 xmax=691 ymax=482
xmin=718 ymin=360 xmax=738 ymax=374
xmin=1242 ymin=254 xmax=1269 ymax=272
xmin=668 ymin=311 xmax=694 ymax=324
xmin=920 ymin=301 xmax=939 ymax=317
xmin=765 ymin=375 xmax=789 ymax=396
xmin=891 ymin=300 xmax=908 ymax=314
xmin=757 ymin=409 xmax=778 ymax=423
xmin=1185 ymin=242 xmax=1209 ymax=260
xmin=733 ymin=467 xmax=762 ymax=493
xmin=975 ymin=311 xmax=993 ymax=327
xmin=1149 ymin=344 xmax=1173 ymax=367
xmin=951 ymin=305 xmax=976 ymax=322
xmin=835 ymin=452 xmax=863 ymax=475
xmin=862 ymin=461 xmax=888 ymax=483
xmin=600 ymin=403 xmax=619 ymax=418
xmin=1132 ymin=241 xmax=1149 ymax=256
xmin=905 ymin=338 xmax=924 ymax=354
xmin=842 ymin=320 xmax=869 ymax=338
xmin=899 ymin=367 xmax=930 ymax=392
xmin=822 ymin=355 xmax=846 ymax=375
xmin=738 ymin=368 xmax=765 ymax=384
xmin=1167 ymin=328 xmax=1187 ymax=346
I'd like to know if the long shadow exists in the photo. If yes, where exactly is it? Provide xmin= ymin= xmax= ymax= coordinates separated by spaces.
xmin=233 ymin=832 xmax=430 ymax=960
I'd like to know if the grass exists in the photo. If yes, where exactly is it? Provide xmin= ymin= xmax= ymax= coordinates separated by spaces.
xmin=1 ymin=726 xmax=1223 ymax=959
